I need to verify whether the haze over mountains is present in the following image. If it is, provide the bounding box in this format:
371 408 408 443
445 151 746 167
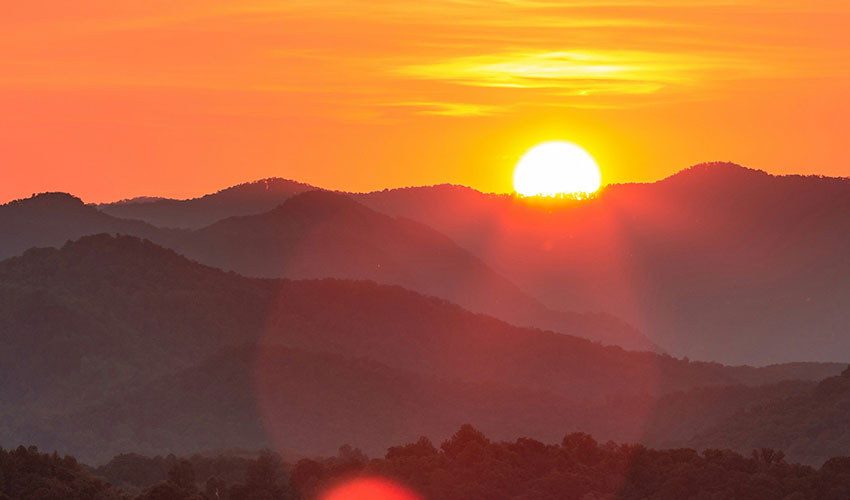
86 163 850 364
4 161 850 467
1 189 652 350
5 163 850 363
1 234 845 466
365 164 850 365
101 178 315 228
0 192 163 259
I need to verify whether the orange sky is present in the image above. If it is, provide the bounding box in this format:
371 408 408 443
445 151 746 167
2 1 849 203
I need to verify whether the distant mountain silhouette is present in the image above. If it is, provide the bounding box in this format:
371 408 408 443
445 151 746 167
99 178 316 228
0 190 655 350
1 234 842 463
165 190 654 350
8 163 850 363
0 192 164 260
689 365 850 465
356 163 850 365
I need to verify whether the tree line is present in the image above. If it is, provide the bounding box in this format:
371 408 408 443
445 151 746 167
5 426 850 500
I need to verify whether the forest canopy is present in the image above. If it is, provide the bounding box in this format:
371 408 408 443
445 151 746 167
5 427 850 500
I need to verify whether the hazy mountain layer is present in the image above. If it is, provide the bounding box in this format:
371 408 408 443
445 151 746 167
0 192 164 260
0 235 844 464
357 163 850 364
1 190 654 350
99 178 316 228
87 162 850 364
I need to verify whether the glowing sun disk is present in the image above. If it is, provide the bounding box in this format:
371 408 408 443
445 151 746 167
513 141 602 197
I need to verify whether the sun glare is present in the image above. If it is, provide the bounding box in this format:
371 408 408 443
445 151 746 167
513 141 602 197
320 478 422 500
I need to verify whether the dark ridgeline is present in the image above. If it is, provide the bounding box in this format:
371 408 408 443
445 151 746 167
100 178 316 229
166 190 654 350
3 163 850 496
0 192 164 260
0 234 845 466
6 428 850 500
8 163 850 362
85 162 850 364
356 163 850 365
0 189 654 351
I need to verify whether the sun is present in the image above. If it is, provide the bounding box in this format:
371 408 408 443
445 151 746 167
513 141 602 197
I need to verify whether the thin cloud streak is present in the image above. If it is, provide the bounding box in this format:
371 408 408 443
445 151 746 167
387 101 504 116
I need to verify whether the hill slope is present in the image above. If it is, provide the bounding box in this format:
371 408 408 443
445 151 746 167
356 164 850 364
690 366 850 466
1 190 654 350
166 190 653 350
1 235 843 463
31 163 850 364
0 192 165 260
98 177 316 228
35 345 596 462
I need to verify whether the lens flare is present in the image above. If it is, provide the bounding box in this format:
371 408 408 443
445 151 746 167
320 478 422 500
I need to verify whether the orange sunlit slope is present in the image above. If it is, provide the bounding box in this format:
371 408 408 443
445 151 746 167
1 1 849 202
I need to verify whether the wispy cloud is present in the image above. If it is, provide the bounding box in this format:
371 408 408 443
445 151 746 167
391 48 763 108
396 50 697 87
387 101 503 116
1 0 848 117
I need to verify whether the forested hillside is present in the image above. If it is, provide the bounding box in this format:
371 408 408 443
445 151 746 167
0 234 845 464
690 366 850 466
1 190 653 350
358 164 850 364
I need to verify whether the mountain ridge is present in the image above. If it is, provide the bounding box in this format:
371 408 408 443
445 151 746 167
1 233 845 465
2 190 657 350
98 178 316 228
7 162 850 363
355 163 850 364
